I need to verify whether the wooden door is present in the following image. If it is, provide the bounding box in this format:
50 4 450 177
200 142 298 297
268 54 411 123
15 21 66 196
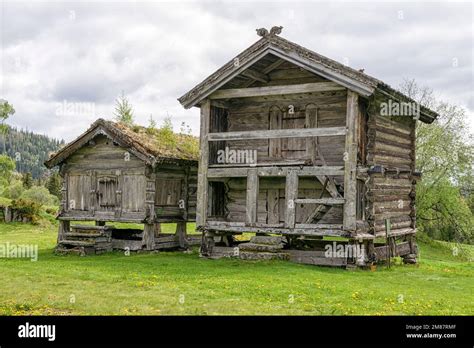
97 176 118 211
269 105 307 161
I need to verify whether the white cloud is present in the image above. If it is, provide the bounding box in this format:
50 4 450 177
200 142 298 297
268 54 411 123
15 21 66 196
1 0 472 142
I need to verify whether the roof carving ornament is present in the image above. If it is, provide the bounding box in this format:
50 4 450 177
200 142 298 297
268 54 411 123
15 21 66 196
256 26 283 38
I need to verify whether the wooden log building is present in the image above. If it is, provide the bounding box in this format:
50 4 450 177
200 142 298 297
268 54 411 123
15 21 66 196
44 118 199 255
178 26 439 267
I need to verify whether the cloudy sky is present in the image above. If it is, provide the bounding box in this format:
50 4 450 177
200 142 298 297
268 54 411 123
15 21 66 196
1 0 472 142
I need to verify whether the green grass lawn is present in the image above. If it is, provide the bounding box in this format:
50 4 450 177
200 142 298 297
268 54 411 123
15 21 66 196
0 221 472 315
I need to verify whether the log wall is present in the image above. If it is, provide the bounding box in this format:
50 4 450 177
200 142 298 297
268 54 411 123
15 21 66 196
365 105 417 237
60 134 197 223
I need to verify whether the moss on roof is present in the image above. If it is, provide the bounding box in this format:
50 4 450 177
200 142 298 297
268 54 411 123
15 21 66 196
45 118 199 168
112 121 199 162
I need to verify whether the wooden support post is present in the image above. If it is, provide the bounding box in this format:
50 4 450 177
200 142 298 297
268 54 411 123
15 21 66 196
154 222 162 237
343 90 358 232
4 206 11 223
196 99 210 228
143 223 155 250
60 173 68 215
58 220 70 243
267 189 279 225
385 218 391 267
285 171 298 228
182 167 190 222
246 168 259 226
200 231 215 257
115 170 123 218
407 234 416 254
305 104 319 163
175 222 188 248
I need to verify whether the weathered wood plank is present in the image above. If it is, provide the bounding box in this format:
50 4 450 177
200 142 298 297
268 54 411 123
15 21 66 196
142 223 155 250
287 249 347 266
294 198 345 204
246 168 259 225
205 223 349 237
207 166 345 178
196 100 211 228
174 221 187 248
285 171 298 228
343 90 358 231
210 82 345 99
267 189 280 224
241 68 269 83
208 127 346 142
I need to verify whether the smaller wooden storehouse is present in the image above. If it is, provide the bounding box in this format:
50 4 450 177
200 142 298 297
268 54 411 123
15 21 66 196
44 118 199 255
178 27 439 267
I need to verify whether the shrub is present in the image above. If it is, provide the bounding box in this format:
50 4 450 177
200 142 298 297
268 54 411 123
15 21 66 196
2 180 24 199
21 186 58 206
10 198 41 223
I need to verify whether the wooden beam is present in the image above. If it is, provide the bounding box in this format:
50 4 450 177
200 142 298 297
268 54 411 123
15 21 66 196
241 68 269 83
208 127 346 141
295 223 343 229
269 48 374 97
343 90 358 231
242 58 285 88
285 171 298 228
294 198 345 205
263 58 285 73
207 166 345 178
263 166 345 177
210 82 345 100
205 221 348 237
196 99 211 228
246 168 259 225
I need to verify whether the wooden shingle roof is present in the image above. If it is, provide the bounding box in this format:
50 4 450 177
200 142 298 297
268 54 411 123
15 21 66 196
44 118 199 168
178 29 438 124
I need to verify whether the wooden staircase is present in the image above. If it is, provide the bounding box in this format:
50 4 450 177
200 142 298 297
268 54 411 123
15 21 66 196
56 225 113 256
238 236 289 260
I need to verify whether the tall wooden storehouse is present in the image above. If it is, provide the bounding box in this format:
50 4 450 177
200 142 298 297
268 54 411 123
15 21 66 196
45 118 199 254
178 27 438 267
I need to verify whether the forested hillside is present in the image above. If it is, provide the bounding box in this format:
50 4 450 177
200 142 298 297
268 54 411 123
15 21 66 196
0 126 64 179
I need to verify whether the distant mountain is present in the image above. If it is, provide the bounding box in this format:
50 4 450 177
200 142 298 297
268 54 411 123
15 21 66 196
0 125 65 179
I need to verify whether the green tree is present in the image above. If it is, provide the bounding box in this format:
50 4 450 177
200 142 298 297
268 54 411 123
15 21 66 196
114 92 134 125
0 99 15 134
146 114 157 135
148 114 156 129
0 154 16 183
22 172 33 189
21 186 58 206
400 79 474 243
2 180 24 199
46 172 62 199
